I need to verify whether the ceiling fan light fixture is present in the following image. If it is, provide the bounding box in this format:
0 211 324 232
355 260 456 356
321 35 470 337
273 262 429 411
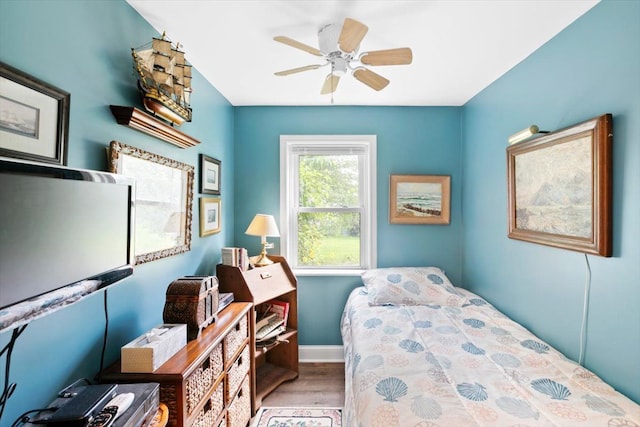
318 22 341 55
274 17 411 95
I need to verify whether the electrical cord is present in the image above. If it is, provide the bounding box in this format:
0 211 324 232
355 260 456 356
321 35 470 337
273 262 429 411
578 253 592 365
0 324 28 423
10 407 58 427
95 289 110 384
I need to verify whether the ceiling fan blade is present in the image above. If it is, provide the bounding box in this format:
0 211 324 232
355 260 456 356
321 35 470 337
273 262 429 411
320 74 340 94
275 64 322 76
360 47 413 66
274 36 322 56
353 68 389 91
338 18 368 53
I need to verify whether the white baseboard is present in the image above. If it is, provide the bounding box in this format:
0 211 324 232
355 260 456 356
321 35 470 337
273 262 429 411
299 345 344 363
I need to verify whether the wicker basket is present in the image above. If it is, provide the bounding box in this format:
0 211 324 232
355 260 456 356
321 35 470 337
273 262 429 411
224 315 248 363
227 375 251 427
185 343 224 414
191 380 224 427
226 345 250 403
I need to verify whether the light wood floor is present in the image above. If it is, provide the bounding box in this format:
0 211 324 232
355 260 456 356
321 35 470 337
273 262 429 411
260 362 345 407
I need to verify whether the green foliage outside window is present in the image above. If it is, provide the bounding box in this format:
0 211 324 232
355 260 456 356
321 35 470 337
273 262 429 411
297 154 361 266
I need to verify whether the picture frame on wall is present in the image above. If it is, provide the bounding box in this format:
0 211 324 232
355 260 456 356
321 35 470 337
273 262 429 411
507 114 612 257
0 61 70 165
109 140 194 265
389 174 451 224
200 154 221 195
200 197 221 236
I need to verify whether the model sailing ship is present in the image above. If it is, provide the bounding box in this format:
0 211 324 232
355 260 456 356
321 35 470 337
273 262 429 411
132 32 192 126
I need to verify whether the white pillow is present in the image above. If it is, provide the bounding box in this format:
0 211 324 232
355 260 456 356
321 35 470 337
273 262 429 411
362 267 464 306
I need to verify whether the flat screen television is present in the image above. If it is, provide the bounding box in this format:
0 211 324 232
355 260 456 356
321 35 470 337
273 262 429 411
0 157 135 332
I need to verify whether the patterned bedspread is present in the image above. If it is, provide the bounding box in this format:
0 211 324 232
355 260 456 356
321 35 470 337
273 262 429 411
341 268 640 427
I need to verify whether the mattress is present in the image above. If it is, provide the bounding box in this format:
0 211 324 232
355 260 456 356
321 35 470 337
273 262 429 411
340 267 640 427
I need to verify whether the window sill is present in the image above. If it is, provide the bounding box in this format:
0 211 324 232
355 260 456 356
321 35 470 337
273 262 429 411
292 268 365 277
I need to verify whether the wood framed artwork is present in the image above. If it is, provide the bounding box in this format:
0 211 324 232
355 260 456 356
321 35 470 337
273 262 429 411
200 154 221 195
109 140 194 264
199 197 221 236
507 114 612 257
389 174 451 224
0 61 70 165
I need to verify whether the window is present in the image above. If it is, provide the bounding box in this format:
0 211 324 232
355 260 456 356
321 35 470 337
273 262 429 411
280 135 376 274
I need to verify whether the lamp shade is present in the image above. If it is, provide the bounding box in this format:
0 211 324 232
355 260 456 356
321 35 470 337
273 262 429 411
245 214 280 237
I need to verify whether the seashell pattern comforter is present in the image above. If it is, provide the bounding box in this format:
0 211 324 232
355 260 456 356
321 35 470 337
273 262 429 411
341 268 640 427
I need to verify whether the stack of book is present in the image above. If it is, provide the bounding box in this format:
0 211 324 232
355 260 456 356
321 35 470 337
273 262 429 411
255 299 290 345
221 247 249 271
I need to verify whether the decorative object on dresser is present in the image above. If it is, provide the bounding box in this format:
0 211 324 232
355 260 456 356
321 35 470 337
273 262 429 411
0 61 70 165
108 141 194 265
245 214 280 267
100 302 253 427
163 276 219 340
121 324 187 373
507 113 612 256
216 255 298 415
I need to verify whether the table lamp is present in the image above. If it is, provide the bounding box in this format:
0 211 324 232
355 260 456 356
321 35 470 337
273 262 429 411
245 214 280 266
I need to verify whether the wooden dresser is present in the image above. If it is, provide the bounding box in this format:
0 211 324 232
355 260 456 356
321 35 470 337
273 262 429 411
101 303 252 427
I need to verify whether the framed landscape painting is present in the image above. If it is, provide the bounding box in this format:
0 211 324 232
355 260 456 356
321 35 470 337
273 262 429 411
507 114 612 257
389 174 451 224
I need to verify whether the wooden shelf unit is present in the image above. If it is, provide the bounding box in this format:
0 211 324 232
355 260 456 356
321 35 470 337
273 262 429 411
216 255 298 414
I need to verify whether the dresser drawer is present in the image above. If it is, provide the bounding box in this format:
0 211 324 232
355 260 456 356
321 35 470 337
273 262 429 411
226 345 250 404
224 314 248 363
185 342 224 415
191 379 224 427
227 374 251 427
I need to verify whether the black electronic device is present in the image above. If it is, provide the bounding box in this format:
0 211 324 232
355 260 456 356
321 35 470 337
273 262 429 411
0 158 135 332
35 384 117 426
25 383 159 427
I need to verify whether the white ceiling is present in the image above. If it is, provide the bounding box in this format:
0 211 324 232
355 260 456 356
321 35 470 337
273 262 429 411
127 0 598 106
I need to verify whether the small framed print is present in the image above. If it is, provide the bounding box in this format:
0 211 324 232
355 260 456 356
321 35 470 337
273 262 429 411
389 174 451 225
200 197 221 236
200 154 221 195
0 62 69 165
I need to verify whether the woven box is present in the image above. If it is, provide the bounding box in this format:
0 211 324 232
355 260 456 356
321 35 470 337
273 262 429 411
121 324 187 373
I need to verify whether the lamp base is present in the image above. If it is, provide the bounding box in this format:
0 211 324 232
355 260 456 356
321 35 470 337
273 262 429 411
253 252 274 267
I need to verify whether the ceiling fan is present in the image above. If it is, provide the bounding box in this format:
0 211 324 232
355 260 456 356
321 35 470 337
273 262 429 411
273 17 412 95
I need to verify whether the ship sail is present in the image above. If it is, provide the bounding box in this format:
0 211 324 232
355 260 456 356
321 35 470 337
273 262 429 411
131 32 192 126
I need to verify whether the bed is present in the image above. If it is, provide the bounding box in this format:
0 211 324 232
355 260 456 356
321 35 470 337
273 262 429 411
340 267 640 427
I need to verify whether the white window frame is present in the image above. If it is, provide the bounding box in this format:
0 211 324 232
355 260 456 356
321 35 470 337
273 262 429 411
280 135 377 276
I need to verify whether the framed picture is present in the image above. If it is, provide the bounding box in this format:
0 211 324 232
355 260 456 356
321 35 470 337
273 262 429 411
200 197 221 236
507 114 612 257
109 141 194 264
389 174 451 224
200 154 221 195
0 62 69 165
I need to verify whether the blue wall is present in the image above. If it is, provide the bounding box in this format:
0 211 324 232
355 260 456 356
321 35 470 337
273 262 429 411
1 0 638 422
0 0 234 422
233 106 462 345
461 0 640 403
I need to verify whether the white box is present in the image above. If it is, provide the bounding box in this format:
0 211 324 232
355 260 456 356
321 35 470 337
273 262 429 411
121 324 187 373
